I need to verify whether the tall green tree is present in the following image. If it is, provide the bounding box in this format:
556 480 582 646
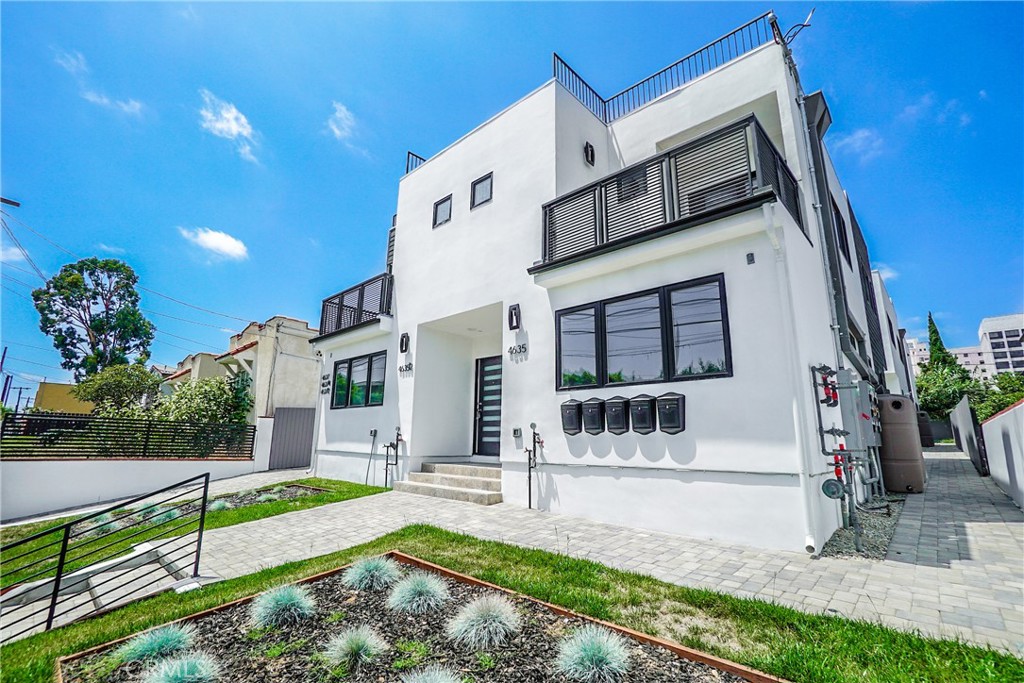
32 258 155 379
922 312 958 371
915 312 984 418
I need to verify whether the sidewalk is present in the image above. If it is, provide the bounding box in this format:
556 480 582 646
200 449 1023 655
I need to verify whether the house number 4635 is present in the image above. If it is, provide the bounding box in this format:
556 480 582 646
508 344 527 355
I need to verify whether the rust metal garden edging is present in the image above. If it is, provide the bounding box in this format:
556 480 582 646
55 550 789 683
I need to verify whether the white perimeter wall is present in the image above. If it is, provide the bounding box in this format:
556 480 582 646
982 402 1024 508
1 458 257 522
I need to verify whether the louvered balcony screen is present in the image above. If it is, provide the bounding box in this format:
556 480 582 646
319 273 393 336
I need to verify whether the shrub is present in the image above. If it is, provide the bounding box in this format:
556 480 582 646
207 499 231 512
142 653 220 683
250 585 316 628
400 665 460 683
151 508 181 526
324 625 388 670
89 512 118 535
342 556 402 591
256 494 280 503
446 595 521 649
556 625 630 682
114 624 196 663
386 573 449 614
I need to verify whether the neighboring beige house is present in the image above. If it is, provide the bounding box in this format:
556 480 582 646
33 382 94 413
160 315 319 428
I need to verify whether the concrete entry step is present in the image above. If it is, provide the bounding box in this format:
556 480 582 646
407 472 502 492
421 463 502 479
392 481 503 505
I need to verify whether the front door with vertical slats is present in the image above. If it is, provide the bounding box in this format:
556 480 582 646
473 356 502 456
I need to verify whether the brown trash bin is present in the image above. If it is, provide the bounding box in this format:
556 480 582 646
878 395 926 493
917 410 935 447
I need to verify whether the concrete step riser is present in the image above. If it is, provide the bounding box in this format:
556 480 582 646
392 481 502 506
407 472 501 492
421 463 502 479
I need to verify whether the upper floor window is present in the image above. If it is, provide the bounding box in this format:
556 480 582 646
831 198 851 266
555 274 731 390
990 331 1004 339
992 341 1005 349
332 352 386 408
1006 329 1021 337
471 173 493 209
433 195 452 228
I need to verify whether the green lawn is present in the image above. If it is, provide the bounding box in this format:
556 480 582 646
1 525 1018 683
0 478 384 588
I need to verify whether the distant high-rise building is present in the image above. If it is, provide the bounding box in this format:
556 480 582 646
906 314 1024 380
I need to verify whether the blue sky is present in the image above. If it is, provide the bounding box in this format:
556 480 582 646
2 2 1022 391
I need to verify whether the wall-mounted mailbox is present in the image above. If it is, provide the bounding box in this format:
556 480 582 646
582 398 605 435
605 396 630 435
560 399 582 435
657 392 686 434
630 394 657 435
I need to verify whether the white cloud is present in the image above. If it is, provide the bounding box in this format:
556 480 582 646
199 89 258 162
82 90 143 116
96 243 126 254
327 102 356 141
900 93 935 122
828 128 884 163
900 92 971 128
875 263 899 281
978 89 988 100
178 227 249 261
54 50 88 76
2 245 26 262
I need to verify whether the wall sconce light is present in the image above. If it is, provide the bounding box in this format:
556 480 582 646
583 142 595 166
508 304 521 330
399 333 410 353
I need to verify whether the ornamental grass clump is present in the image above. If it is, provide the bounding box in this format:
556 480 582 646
271 485 286 494
250 584 316 628
400 665 461 683
446 595 521 649
556 625 630 682
207 499 231 512
89 512 118 535
114 624 196 663
151 508 180 526
386 573 449 614
141 653 220 683
256 493 280 503
324 625 388 670
342 556 402 591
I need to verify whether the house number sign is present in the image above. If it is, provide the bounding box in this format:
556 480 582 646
508 343 527 356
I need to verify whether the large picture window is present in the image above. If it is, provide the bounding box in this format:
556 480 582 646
332 351 387 408
555 274 731 390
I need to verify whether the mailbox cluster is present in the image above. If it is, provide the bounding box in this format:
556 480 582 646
561 393 685 436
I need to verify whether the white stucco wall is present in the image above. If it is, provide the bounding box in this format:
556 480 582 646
982 402 1024 509
1 458 257 522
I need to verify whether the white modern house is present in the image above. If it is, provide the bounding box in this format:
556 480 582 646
872 271 917 400
309 12 911 552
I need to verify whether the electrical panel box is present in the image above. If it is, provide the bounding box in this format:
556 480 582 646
857 380 882 448
657 392 685 434
630 394 657 434
560 399 582 436
605 396 630 435
582 398 605 435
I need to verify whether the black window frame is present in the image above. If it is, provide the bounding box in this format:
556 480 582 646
331 351 387 409
470 173 493 210
990 331 1004 339
432 194 452 228
832 198 851 266
554 273 732 391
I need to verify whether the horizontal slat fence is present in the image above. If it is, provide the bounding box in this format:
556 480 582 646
0 413 255 459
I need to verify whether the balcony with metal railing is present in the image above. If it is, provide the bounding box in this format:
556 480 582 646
318 273 393 337
531 115 803 271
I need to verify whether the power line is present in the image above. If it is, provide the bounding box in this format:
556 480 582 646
155 329 220 351
2 273 35 289
6 356 67 371
0 341 53 352
1 261 44 281
0 209 79 258
137 286 251 324
2 284 31 301
1 219 45 280
143 308 233 330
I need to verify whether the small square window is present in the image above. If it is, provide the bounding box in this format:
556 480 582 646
471 173 493 209
433 195 452 228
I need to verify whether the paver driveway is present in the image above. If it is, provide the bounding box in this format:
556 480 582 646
200 450 1023 654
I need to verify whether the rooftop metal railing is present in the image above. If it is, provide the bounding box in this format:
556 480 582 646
319 272 393 336
539 115 803 266
554 12 782 124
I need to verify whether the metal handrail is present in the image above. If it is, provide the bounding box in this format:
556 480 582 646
405 151 426 174
554 12 781 124
0 473 211 643
319 272 393 336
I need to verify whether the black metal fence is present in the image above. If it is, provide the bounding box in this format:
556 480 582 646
0 473 210 643
0 413 256 459
319 272 393 336
554 12 781 124
405 151 426 174
541 115 803 265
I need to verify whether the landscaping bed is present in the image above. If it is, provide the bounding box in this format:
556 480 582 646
59 553 771 683
819 494 907 561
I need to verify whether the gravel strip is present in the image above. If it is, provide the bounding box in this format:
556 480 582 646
819 494 907 560
62 565 746 682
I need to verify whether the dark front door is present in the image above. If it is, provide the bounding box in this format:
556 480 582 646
473 355 502 456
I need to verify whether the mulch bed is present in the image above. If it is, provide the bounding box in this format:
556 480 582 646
60 556 757 683
819 494 907 561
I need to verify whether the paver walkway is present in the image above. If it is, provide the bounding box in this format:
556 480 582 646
199 450 1023 655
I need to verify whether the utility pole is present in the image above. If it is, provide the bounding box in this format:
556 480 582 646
1 374 11 404
14 386 28 412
